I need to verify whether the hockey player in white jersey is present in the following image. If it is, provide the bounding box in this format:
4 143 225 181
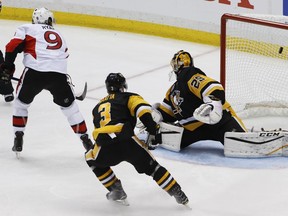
0 8 93 157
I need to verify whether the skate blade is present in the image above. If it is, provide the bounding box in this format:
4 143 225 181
109 198 130 206
15 152 21 159
183 203 192 210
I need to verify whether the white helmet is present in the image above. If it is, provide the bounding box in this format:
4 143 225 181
32 7 55 25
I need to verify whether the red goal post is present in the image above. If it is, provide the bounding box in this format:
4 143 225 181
220 13 288 118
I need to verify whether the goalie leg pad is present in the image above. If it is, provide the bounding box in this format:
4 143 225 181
224 131 285 158
283 134 288 157
159 122 184 152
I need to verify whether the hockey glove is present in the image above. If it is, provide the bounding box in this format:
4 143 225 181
0 63 15 83
146 124 162 150
193 95 223 125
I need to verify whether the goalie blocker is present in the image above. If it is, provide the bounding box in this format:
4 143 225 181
224 131 288 158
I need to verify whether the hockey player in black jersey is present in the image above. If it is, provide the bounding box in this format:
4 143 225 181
152 50 246 151
0 50 14 102
85 73 189 206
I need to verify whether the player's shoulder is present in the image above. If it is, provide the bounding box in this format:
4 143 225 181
121 92 145 101
193 66 207 76
20 23 56 31
16 23 41 33
16 23 33 30
124 91 140 97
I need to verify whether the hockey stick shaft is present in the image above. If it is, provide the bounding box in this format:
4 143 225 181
12 77 20 81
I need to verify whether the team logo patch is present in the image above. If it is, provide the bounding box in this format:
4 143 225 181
170 90 183 115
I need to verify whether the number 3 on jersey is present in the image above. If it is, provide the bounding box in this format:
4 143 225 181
98 103 112 127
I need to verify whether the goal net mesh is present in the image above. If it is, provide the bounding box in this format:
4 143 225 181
221 14 288 119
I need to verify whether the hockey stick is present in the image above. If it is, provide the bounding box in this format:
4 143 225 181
12 77 87 101
75 82 87 101
11 77 20 81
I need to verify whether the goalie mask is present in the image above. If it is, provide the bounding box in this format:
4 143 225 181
170 50 193 76
105 73 128 93
32 7 55 26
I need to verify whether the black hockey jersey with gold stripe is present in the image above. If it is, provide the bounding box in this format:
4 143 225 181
158 66 241 131
92 92 152 138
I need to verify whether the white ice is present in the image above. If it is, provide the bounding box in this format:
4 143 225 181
1 20 288 216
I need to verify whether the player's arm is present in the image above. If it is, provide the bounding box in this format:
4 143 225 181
5 30 25 66
5 38 24 65
1 26 25 81
128 94 162 149
128 94 156 132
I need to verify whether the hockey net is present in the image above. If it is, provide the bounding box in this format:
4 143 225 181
220 13 288 119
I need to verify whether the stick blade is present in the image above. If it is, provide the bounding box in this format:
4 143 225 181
76 82 87 101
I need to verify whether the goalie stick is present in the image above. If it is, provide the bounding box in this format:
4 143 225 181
12 77 87 101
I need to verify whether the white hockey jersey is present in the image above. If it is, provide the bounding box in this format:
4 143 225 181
6 23 69 74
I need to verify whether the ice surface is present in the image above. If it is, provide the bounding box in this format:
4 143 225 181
0 20 288 216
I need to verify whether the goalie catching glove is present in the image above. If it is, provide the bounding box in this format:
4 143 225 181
193 95 223 125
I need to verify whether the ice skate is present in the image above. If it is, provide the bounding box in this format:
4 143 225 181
80 134 93 151
106 180 129 206
169 184 190 208
12 131 24 159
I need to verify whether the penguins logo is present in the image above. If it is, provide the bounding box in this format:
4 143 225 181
170 90 183 115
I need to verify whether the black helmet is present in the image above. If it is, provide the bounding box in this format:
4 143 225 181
170 50 193 75
105 73 128 93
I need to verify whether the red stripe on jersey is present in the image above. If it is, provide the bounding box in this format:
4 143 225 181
24 35 37 59
13 116 28 127
6 38 23 52
71 121 87 134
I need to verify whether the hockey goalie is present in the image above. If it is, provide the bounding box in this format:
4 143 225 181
137 50 288 158
137 50 246 153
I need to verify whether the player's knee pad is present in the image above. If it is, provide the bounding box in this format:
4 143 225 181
142 160 159 176
13 98 30 116
134 159 158 176
61 101 85 125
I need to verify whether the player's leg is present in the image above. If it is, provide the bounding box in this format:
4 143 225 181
85 140 128 203
126 136 189 205
48 73 93 150
12 68 41 154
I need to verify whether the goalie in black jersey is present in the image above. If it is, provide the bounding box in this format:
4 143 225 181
150 50 247 151
0 50 14 102
85 73 189 206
